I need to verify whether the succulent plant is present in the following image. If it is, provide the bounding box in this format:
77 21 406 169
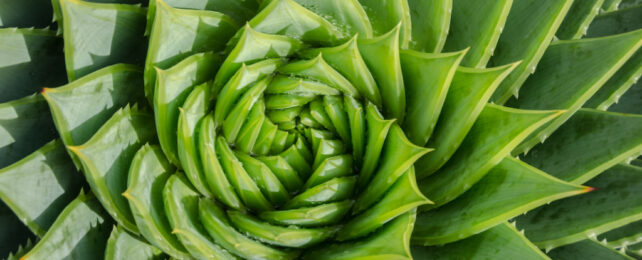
1 0 641 259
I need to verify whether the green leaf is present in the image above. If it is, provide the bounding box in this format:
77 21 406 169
259 200 353 227
21 192 113 260
104 226 164 260
69 106 156 233
59 0 146 81
162 173 236 260
443 0 511 68
145 0 238 101
249 0 345 45
413 157 588 245
556 0 604 40
285 176 356 209
407 0 451 52
0 202 34 259
227 210 337 248
516 164 642 249
292 0 373 37
43 64 145 168
303 210 416 260
597 219 642 248
584 5 642 110
0 0 53 28
490 0 573 104
510 29 642 154
338 167 430 241
522 109 642 184
547 239 634 260
222 77 269 143
602 0 623 12
357 0 411 48
358 103 394 189
400 49 465 145
154 52 222 167
278 55 360 98
411 223 549 260
177 83 212 197
235 152 289 206
0 28 66 103
124 144 189 259
354 125 430 214
3 236 34 260
609 80 642 114
198 199 300 259
414 63 518 179
419 104 562 209
358 25 405 122
0 140 82 237
0 94 57 168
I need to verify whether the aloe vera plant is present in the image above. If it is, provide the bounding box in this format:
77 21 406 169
1 0 641 259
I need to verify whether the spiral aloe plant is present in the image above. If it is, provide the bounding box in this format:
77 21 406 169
1 0 642 259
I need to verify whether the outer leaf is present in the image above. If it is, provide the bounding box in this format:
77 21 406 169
0 94 57 168
415 63 518 179
21 192 113 260
303 210 416 260
407 0 451 52
43 64 145 168
516 164 642 249
510 29 642 154
556 0 604 40
69 106 156 233
154 52 221 166
400 49 465 146
145 0 237 100
0 140 82 237
547 239 634 260
104 226 164 260
293 0 373 37
522 109 642 184
443 0 512 68
59 0 146 81
357 0 411 48
419 104 562 209
0 0 53 28
609 80 641 114
490 0 573 104
0 28 66 103
411 223 549 260
413 157 588 245
162 174 235 260
124 145 189 259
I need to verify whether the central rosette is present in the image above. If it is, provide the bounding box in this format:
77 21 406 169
139 21 432 258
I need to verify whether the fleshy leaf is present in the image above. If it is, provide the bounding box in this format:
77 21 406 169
0 0 53 28
69 106 156 233
259 201 353 227
411 223 549 260
0 94 57 168
443 0 511 68
490 0 573 104
154 52 222 166
59 0 146 81
413 157 588 245
400 49 465 146
357 0 411 48
509 29 642 155
597 219 642 248
556 0 604 40
292 0 372 37
419 104 562 209
302 210 416 260
162 174 236 260
104 226 164 260
124 145 189 259
522 109 642 184
0 140 82 237
414 63 518 179
145 0 238 101
21 192 113 260
516 164 642 249
0 28 66 103
407 0 451 52
547 239 634 260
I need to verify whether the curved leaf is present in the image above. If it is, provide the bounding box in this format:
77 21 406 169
556 0 604 40
357 0 411 48
293 0 372 37
104 226 164 260
407 0 451 52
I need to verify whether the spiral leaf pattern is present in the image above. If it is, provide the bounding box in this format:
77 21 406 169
1 0 642 259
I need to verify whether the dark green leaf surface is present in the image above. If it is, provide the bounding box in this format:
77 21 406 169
0 202 34 259
407 0 451 52
0 140 82 237
597 219 642 248
0 0 53 28
547 239 634 260
412 223 549 260
517 164 642 249
556 0 604 40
